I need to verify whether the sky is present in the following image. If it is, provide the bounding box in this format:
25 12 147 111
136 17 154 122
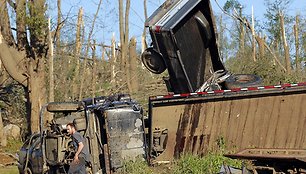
48 0 305 46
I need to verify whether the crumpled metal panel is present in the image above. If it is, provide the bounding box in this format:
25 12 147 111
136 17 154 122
104 107 146 170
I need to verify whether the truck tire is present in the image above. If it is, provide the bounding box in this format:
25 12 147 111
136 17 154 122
47 102 82 112
141 47 166 74
225 74 262 89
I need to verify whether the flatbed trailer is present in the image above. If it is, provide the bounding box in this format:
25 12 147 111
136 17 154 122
147 83 306 172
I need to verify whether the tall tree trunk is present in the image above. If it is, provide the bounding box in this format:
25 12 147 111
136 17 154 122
141 0 148 54
129 37 138 93
56 0 62 52
125 0 132 93
48 18 54 103
91 40 97 100
119 0 125 74
251 6 256 62
294 15 300 71
72 8 83 100
239 7 245 55
279 12 291 74
256 34 266 58
110 34 117 88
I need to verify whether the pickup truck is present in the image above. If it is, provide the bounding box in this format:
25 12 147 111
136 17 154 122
142 0 306 173
18 94 146 174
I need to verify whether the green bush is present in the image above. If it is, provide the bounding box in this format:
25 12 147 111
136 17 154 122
2 138 23 154
173 152 241 174
120 159 153 174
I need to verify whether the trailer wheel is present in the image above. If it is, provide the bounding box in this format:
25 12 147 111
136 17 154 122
225 74 262 89
47 102 83 112
141 47 166 74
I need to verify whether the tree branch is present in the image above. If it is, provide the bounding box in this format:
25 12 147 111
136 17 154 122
0 33 28 86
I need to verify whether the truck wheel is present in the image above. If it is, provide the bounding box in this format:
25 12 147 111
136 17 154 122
225 74 262 89
141 47 166 74
47 102 83 112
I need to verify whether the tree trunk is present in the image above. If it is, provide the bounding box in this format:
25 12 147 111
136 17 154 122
256 34 266 58
125 0 132 93
294 15 300 71
0 0 15 46
48 18 54 103
279 12 291 74
239 7 245 55
251 6 256 62
91 40 97 100
72 8 83 100
56 0 62 51
129 37 138 93
141 0 148 54
110 34 117 88
0 111 7 147
28 61 47 132
0 0 49 133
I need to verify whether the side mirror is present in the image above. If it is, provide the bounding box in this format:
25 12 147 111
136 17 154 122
141 47 166 74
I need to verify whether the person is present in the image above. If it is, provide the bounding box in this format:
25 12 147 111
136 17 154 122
66 123 90 174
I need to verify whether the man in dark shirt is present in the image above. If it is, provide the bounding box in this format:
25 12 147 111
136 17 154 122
66 123 90 174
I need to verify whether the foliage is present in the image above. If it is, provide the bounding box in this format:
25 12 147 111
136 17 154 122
263 0 292 43
121 159 153 174
2 139 23 154
121 136 242 174
225 49 306 85
173 153 241 174
0 82 27 134
223 0 243 13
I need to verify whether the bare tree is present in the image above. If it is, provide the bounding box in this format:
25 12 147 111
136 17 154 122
79 0 102 100
72 8 83 100
0 0 50 133
119 0 132 93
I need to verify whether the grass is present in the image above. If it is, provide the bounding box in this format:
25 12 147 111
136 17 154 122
173 153 241 174
120 152 242 174
1 139 23 154
0 166 19 174
120 159 154 174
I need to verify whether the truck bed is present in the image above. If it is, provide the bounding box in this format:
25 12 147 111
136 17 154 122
148 82 306 163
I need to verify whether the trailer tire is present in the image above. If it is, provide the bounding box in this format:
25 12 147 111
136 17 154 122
47 102 82 112
225 74 262 89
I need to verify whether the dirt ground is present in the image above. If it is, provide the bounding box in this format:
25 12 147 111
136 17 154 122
0 153 18 174
0 153 17 166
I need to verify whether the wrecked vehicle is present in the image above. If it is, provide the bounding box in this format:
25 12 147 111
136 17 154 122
142 0 306 173
18 94 146 174
18 0 306 173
